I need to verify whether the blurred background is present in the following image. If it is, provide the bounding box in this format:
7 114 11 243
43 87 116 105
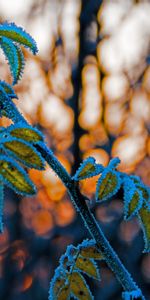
0 0 150 299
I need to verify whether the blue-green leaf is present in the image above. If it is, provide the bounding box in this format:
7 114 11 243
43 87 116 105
0 155 36 196
108 157 121 169
72 157 103 181
13 43 25 84
0 81 18 99
0 36 19 84
130 175 150 209
96 170 121 202
0 85 26 123
138 207 150 253
1 137 45 170
0 37 25 84
0 22 38 54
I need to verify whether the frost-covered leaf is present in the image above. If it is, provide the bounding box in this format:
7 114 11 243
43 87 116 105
2 137 45 169
0 155 36 196
57 283 70 300
96 170 121 202
0 85 25 123
124 189 143 220
138 207 150 253
0 22 38 54
79 240 103 260
0 37 25 84
76 255 100 280
8 123 44 143
13 43 25 84
122 288 143 300
49 268 67 300
0 182 4 232
107 157 121 169
0 36 19 84
130 176 150 209
70 272 93 300
50 269 93 300
0 81 18 99
123 177 146 220
72 157 103 181
137 185 150 209
49 239 102 300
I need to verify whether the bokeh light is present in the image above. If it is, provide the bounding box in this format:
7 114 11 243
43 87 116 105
0 0 150 299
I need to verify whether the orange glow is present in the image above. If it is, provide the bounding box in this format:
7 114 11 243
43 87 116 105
83 148 109 165
37 189 55 210
39 94 74 135
143 66 150 93
130 88 150 124
48 60 73 99
40 154 71 202
147 137 150 156
82 64 100 87
80 175 100 198
79 134 95 152
122 114 146 135
102 74 129 102
28 169 43 188
0 117 13 127
18 274 33 292
79 123 110 153
54 200 75 227
79 62 102 130
31 210 53 236
54 133 74 152
135 158 150 186
104 103 127 135
11 240 29 271
112 134 147 173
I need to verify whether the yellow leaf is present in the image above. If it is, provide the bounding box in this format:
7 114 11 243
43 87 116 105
96 171 121 202
10 127 43 143
70 272 93 300
127 190 142 219
76 255 100 279
4 139 44 169
52 277 67 299
57 284 70 300
73 157 103 181
0 157 36 195
80 245 103 260
139 207 150 252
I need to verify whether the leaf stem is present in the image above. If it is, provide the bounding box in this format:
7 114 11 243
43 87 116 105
36 142 145 299
6 102 145 298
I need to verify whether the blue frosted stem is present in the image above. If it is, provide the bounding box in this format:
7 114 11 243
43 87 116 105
36 143 145 299
7 104 145 299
